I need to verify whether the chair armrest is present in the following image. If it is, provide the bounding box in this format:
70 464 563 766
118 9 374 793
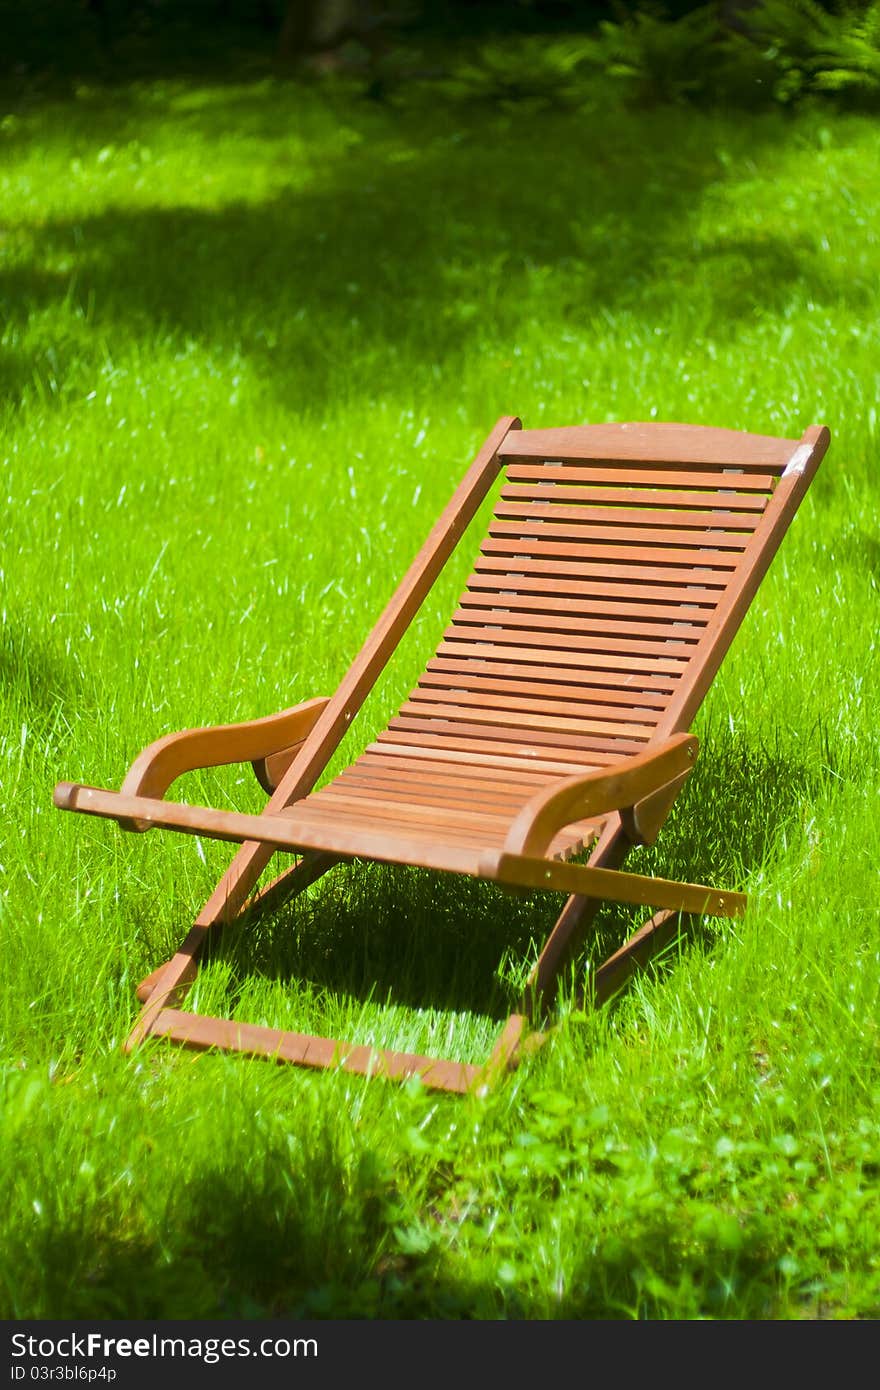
119 696 329 803
502 733 698 859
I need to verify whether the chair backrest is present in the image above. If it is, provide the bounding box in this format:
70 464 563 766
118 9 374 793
388 422 829 773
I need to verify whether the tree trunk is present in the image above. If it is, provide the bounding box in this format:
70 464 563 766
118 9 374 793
279 0 364 60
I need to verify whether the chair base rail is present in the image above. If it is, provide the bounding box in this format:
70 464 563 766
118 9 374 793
485 849 747 919
132 1006 536 1097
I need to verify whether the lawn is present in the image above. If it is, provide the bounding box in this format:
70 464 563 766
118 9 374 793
1 59 879 1319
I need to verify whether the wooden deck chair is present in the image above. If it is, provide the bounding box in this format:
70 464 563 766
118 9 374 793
54 417 830 1094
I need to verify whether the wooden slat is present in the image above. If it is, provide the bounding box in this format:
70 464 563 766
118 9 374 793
500 482 769 511
341 756 548 794
496 423 798 467
290 820 513 856
323 785 528 823
480 537 742 569
503 464 778 493
384 716 649 756
353 749 554 790
307 783 513 821
299 796 594 860
328 769 532 811
151 1008 481 1093
292 812 589 863
323 797 598 860
338 762 600 857
425 656 678 694
325 774 535 817
489 519 750 551
443 628 693 664
458 594 708 633
419 667 670 709
399 699 654 740
436 642 683 681
374 731 604 771
387 713 646 753
410 684 662 725
305 795 595 860
334 779 546 818
473 552 735 585
466 573 720 610
451 609 702 645
494 501 762 533
301 794 513 845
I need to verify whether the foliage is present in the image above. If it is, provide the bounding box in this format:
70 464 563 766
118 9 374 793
728 0 880 103
433 33 598 109
7 0 880 111
433 9 723 110
588 4 722 104
431 2 880 111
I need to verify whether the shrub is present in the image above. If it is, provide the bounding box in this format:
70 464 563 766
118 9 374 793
729 0 880 104
428 1 880 111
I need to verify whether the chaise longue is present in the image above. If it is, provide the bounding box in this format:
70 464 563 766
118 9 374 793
54 417 830 1093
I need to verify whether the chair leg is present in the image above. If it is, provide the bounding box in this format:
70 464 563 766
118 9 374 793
243 851 340 921
136 962 184 1005
133 851 340 1004
471 1011 547 1095
126 846 338 1051
521 818 629 1022
521 822 726 1024
587 907 689 1007
127 853 550 1093
124 823 699 1092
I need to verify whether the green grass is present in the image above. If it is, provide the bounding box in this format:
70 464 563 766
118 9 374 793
1 67 879 1320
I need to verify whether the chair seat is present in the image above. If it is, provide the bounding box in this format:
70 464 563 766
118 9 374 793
286 745 603 874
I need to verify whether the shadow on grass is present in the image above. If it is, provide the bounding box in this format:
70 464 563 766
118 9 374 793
210 863 546 1022
1 1 279 93
834 529 880 580
0 341 46 410
6 1155 800 1319
0 614 71 712
579 731 827 1000
3 94 865 414
193 731 825 1026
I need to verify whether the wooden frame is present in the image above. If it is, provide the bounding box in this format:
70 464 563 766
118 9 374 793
54 417 830 1093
